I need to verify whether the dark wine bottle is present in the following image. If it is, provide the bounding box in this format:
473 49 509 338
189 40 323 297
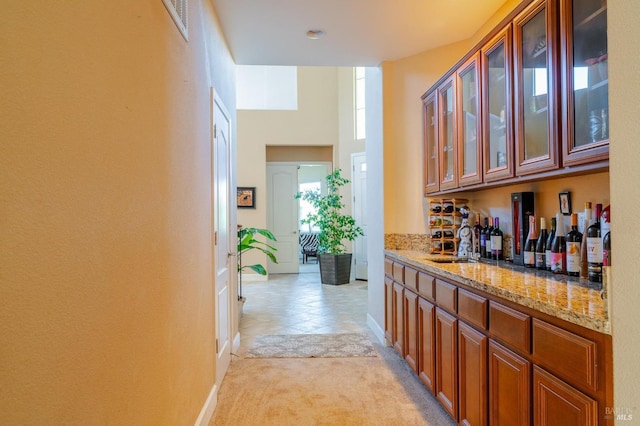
603 231 611 267
485 216 494 259
545 217 556 271
523 215 538 268
549 214 566 274
479 217 489 258
586 203 603 283
580 202 592 279
566 213 583 277
473 214 483 256
491 217 503 260
535 217 548 270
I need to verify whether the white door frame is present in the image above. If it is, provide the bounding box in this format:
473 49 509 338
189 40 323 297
351 152 368 280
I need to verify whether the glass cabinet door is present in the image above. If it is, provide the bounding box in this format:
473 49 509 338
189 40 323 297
438 76 458 190
423 92 440 194
482 25 514 182
561 0 609 165
514 0 559 175
457 53 483 186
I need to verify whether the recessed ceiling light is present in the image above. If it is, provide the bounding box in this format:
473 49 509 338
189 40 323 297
306 30 325 40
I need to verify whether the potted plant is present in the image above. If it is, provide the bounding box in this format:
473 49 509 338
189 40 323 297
296 169 364 285
237 227 277 316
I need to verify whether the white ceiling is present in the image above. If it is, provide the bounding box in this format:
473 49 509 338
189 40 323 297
211 0 509 66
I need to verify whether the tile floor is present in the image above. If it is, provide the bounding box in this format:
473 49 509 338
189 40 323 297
236 268 370 357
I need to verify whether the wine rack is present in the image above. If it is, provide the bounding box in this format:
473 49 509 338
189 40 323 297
428 198 468 255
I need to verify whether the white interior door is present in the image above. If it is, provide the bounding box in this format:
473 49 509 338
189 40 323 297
213 91 231 387
352 153 368 280
266 164 300 274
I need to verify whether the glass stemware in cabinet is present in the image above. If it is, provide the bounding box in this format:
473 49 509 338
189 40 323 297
457 53 482 186
423 92 440 193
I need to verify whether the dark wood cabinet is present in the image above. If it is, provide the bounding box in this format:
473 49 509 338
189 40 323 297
438 75 458 190
513 0 560 176
459 322 488 426
393 282 404 356
436 307 459 421
384 277 393 343
560 0 609 166
489 339 532 425
404 289 419 372
457 52 483 186
533 365 597 426
418 297 436 394
423 92 440 194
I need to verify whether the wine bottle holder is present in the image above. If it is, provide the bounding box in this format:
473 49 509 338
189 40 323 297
428 198 468 255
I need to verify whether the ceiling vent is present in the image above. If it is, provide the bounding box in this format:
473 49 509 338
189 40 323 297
162 0 188 41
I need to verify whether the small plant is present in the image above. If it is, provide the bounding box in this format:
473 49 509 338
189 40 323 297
296 169 363 254
238 227 277 275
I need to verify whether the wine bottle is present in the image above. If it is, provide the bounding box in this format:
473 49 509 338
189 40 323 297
480 217 489 258
545 217 556 271
473 214 483 257
485 216 494 259
523 215 538 268
491 217 503 260
535 218 548 270
566 213 583 277
601 203 611 238
587 203 603 283
580 202 592 279
603 231 611 267
550 213 566 274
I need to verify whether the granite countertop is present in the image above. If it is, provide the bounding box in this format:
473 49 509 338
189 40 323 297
385 249 610 335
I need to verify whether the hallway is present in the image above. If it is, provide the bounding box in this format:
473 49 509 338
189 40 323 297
210 272 456 425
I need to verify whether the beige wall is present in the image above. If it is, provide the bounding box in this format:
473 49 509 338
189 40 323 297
0 1 234 424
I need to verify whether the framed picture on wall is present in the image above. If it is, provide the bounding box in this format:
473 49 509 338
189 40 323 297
237 187 256 208
559 191 572 215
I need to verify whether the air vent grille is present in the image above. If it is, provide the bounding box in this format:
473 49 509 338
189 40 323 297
162 0 188 40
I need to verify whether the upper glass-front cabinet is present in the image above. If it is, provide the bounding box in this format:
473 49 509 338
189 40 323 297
482 25 514 182
561 0 609 165
457 53 483 186
438 75 458 190
514 0 560 175
423 92 440 194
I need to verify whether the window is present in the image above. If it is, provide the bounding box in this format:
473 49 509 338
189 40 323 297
236 65 298 110
355 67 366 140
162 0 188 41
298 182 321 232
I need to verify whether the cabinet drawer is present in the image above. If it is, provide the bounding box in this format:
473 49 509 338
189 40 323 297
418 272 435 301
532 319 597 393
435 279 457 313
489 301 531 353
384 258 394 277
393 262 405 283
404 267 418 292
458 288 488 330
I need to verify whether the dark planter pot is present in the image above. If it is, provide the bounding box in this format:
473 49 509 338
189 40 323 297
318 253 352 285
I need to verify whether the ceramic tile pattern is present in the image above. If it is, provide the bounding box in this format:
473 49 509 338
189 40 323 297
237 270 370 358
386 249 611 334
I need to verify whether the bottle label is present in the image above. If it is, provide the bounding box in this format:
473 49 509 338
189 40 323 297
480 234 486 248
535 252 545 268
587 237 603 263
491 235 502 251
545 249 552 268
549 252 565 273
486 238 492 252
566 242 581 273
524 251 535 265
603 249 610 267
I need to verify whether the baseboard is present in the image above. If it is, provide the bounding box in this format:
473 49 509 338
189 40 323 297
233 331 241 354
194 383 218 426
367 313 385 344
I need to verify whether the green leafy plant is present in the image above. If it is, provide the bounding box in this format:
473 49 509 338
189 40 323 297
238 227 278 275
295 169 364 254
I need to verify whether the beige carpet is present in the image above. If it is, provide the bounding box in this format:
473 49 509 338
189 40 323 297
245 333 377 358
210 344 456 426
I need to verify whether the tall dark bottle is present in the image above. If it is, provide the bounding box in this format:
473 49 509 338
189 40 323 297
535 218 548 269
523 215 538 268
603 231 611 267
480 217 489 258
473 214 483 257
545 217 556 271
549 214 566 274
566 213 583 277
485 216 494 259
491 217 504 260
586 203 604 283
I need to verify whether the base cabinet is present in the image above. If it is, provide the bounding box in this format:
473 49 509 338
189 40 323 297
459 322 488 426
393 282 404 356
489 340 531 425
418 297 436 394
384 277 393 343
436 308 459 421
533 366 597 426
404 289 419 372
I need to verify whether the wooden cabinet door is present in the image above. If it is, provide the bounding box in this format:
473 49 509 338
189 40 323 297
482 24 515 182
438 75 458 190
533 366 597 426
513 0 560 176
418 297 436 394
436 307 459 421
393 282 404 356
423 92 440 194
459 322 488 426
560 0 609 166
404 289 419 372
384 277 393 344
489 340 532 425
457 52 483 186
